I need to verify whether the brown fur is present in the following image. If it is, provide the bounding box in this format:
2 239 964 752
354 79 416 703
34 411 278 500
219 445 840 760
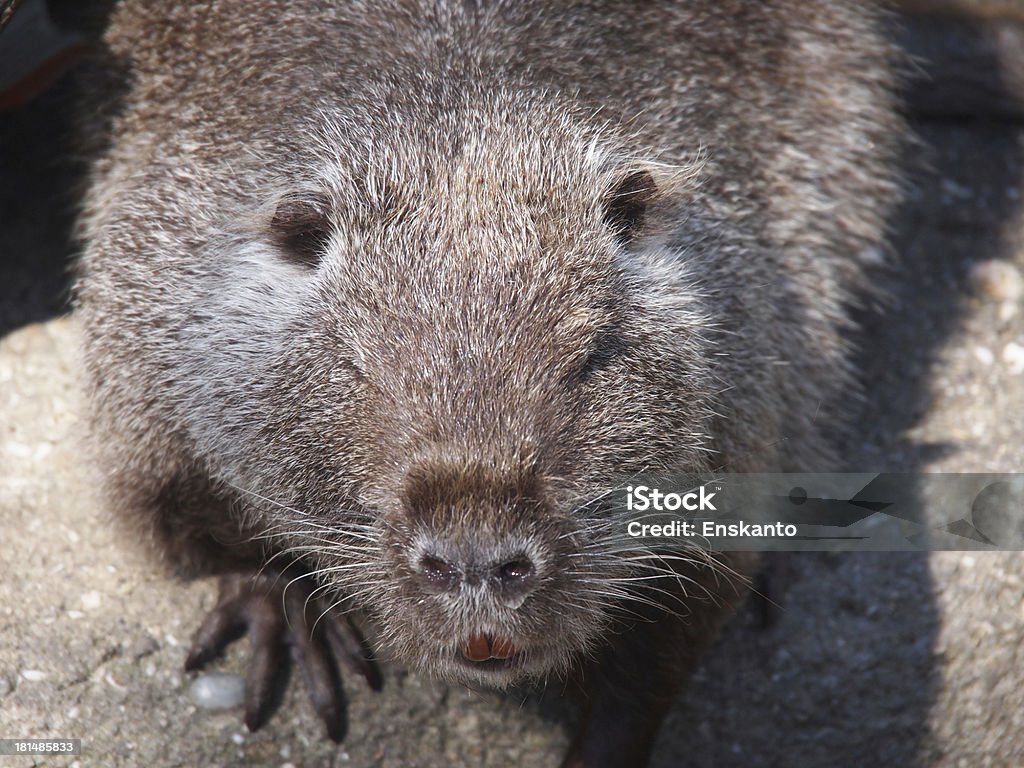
73 2 903 765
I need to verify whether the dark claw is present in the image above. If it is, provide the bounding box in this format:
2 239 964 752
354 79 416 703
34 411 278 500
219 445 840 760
184 577 251 671
242 603 286 733
283 587 346 741
184 597 245 671
325 612 383 692
184 568 379 742
752 553 790 629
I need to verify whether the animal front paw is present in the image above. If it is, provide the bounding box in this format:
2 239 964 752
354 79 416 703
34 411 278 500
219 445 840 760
184 568 381 741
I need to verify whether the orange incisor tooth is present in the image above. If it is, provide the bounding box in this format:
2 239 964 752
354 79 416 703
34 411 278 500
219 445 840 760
464 633 491 662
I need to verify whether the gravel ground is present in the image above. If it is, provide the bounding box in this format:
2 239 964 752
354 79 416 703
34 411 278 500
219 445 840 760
2 7 1024 768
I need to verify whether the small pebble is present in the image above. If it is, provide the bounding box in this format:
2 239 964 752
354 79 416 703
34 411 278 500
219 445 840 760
231 732 245 745
189 673 246 710
999 302 1019 323
970 260 1024 303
973 346 994 366
106 672 127 691
20 669 46 682
1002 342 1024 375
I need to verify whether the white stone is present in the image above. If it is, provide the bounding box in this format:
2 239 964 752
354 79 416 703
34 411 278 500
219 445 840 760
189 673 246 710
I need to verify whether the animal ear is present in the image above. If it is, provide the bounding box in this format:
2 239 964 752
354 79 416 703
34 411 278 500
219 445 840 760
269 194 332 268
602 169 658 245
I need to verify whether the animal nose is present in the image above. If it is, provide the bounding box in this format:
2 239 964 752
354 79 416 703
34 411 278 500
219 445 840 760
416 551 535 596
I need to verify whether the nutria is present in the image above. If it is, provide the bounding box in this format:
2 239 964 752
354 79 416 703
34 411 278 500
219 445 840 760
72 1 901 765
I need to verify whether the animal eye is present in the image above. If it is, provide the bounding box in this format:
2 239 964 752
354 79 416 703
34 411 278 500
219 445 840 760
602 170 657 245
577 346 613 383
269 195 332 268
576 328 624 384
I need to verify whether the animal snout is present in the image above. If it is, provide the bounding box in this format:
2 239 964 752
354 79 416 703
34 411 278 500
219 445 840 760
415 549 536 598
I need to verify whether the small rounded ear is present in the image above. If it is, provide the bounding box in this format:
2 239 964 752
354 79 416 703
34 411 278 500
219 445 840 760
602 170 658 245
269 194 333 268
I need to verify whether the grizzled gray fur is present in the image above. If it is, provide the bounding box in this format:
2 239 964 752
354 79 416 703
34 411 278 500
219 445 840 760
73 1 902 766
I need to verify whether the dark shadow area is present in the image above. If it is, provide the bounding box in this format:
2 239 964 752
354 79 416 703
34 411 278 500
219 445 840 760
0 0 117 338
0 70 79 337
